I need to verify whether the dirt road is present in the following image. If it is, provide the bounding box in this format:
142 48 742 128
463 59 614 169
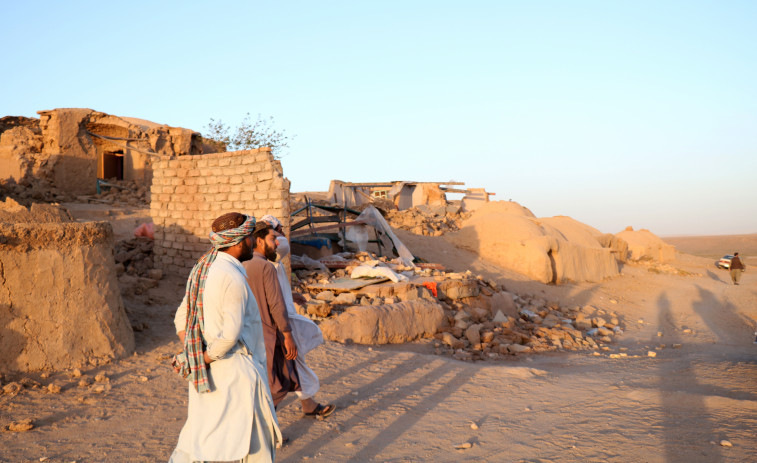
2 232 756 462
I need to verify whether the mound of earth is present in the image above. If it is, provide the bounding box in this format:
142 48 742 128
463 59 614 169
0 201 133 372
616 226 676 262
448 201 619 283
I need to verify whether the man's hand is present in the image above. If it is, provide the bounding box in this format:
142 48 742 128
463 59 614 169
283 332 298 360
177 330 186 344
203 351 213 365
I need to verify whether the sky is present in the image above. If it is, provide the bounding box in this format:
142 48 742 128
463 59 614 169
2 1 755 236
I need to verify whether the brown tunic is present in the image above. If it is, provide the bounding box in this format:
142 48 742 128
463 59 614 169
243 251 299 406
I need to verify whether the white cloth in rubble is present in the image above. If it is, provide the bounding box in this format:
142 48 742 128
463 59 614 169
271 260 324 399
350 262 409 283
170 252 280 462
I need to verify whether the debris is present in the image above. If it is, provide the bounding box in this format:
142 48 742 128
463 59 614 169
2 382 22 395
8 418 34 432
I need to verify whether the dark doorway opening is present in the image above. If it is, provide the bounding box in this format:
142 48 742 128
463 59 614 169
102 151 124 180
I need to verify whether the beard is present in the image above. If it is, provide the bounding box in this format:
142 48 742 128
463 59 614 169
237 238 254 262
264 241 277 262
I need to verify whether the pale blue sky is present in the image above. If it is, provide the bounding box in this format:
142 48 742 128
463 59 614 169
2 1 755 236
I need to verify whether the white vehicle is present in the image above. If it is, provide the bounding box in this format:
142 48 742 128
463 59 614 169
716 255 734 269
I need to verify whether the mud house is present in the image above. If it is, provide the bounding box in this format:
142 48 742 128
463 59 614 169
327 180 494 211
0 108 209 196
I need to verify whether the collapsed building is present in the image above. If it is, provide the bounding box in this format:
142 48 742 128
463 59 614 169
327 180 495 212
0 108 214 197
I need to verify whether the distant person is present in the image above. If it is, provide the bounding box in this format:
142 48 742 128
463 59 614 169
170 212 281 462
260 214 335 418
730 252 745 285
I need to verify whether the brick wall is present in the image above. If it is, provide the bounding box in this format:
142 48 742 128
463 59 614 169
150 148 290 275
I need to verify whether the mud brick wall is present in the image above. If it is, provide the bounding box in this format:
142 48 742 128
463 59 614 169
0 221 134 372
150 148 290 275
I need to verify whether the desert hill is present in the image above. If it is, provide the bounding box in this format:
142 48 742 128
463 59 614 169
664 233 757 260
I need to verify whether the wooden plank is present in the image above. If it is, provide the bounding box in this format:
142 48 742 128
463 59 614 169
290 215 341 232
293 260 445 270
306 276 390 293
416 262 446 270
290 221 366 237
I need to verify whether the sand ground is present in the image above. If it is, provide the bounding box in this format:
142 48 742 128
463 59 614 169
1 223 756 462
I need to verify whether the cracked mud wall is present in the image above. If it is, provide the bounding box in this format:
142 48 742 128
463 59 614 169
1 108 205 196
150 148 290 275
0 221 134 372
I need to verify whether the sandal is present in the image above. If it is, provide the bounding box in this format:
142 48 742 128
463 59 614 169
304 403 336 418
276 436 289 449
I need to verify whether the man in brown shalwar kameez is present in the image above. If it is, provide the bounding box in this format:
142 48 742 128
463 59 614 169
244 222 301 407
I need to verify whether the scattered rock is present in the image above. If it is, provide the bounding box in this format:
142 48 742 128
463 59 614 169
8 418 34 432
507 344 532 354
454 442 473 450
490 291 518 319
147 269 163 280
2 382 22 395
315 291 336 302
333 292 357 305
465 324 482 346
306 301 332 318
492 310 509 323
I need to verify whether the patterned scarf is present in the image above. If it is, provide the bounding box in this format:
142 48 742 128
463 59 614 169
173 215 256 393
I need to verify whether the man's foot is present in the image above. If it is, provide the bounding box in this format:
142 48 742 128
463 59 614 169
276 436 290 449
304 403 336 419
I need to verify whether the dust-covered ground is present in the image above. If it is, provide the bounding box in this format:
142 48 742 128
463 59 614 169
1 228 756 462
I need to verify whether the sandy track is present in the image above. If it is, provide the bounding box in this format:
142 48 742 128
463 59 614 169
2 234 756 462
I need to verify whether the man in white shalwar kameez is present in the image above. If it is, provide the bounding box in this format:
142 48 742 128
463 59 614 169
169 213 281 462
259 215 334 418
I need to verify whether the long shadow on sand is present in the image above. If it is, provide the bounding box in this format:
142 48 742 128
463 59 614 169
692 284 754 344
280 355 475 462
655 292 724 463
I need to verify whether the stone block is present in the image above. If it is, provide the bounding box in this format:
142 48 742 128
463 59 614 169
320 300 444 344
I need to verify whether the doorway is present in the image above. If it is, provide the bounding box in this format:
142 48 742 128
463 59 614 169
102 151 124 180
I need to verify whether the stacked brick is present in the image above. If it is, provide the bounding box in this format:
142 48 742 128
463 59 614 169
149 148 290 275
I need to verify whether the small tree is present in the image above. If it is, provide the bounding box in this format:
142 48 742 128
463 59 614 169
204 113 292 157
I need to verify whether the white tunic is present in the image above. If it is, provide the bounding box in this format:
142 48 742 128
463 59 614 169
171 252 281 462
271 261 324 399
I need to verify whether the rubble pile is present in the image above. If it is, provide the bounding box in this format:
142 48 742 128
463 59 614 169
434 292 624 361
113 237 163 298
384 205 471 236
288 251 624 361
113 237 158 278
93 179 150 206
0 177 73 204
